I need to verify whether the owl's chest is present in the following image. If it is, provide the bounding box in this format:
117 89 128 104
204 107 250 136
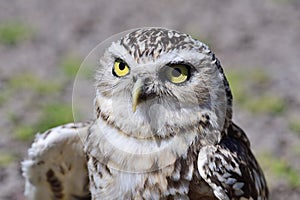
87 155 196 200
85 121 204 199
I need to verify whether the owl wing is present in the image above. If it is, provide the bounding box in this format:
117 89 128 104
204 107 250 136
197 122 269 200
22 122 92 200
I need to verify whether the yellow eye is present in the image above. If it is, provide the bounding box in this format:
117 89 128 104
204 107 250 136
113 60 130 77
165 64 190 84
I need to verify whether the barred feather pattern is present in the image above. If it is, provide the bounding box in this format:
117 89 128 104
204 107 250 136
22 122 91 200
197 123 268 200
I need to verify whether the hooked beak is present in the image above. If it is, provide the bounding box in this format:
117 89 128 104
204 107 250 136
132 78 143 112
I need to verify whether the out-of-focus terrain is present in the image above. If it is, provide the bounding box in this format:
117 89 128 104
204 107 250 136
0 0 300 199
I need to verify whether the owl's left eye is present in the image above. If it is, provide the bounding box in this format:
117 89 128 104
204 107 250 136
164 64 191 84
113 60 130 77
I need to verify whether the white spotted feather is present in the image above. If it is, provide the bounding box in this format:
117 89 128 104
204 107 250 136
22 122 91 200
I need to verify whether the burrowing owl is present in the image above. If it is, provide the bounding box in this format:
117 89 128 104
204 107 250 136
22 28 268 200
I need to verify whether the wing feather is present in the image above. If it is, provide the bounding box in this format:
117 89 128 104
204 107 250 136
22 122 92 200
197 123 269 200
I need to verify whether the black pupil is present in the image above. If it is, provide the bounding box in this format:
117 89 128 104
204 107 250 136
119 62 126 70
171 68 181 77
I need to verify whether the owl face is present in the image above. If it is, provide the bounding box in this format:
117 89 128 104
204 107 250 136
95 28 228 141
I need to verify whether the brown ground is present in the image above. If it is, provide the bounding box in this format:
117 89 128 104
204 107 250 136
0 0 300 199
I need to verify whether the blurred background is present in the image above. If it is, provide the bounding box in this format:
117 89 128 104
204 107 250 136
0 0 300 199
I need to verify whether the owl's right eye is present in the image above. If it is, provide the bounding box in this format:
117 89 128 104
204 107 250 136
113 60 130 77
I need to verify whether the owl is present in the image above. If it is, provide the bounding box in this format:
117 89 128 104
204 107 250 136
22 28 269 200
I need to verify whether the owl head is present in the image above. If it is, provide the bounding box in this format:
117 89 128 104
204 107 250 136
95 28 232 144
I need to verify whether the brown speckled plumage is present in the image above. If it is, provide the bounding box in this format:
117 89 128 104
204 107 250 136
22 28 268 200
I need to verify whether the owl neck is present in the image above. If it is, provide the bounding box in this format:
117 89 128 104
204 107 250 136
85 117 204 173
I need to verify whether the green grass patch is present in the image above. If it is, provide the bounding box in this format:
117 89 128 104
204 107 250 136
0 21 33 45
8 72 73 141
226 68 285 114
0 152 16 166
60 56 82 79
244 95 285 114
292 145 300 156
289 118 300 135
14 125 35 141
8 73 63 95
0 95 5 105
36 103 74 132
14 103 74 141
258 153 300 188
248 69 270 85
0 91 9 105
226 70 247 103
